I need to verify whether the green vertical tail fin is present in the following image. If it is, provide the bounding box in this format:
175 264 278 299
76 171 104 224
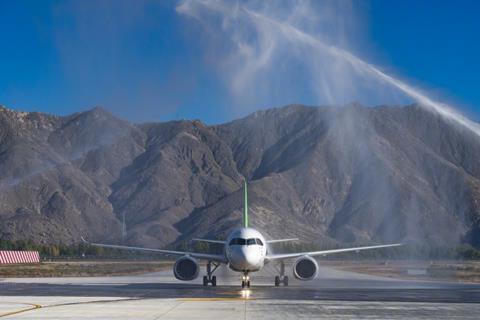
243 180 248 228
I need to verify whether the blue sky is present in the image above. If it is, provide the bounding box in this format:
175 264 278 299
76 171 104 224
0 0 478 124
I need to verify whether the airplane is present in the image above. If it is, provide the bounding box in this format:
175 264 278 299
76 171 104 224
82 181 402 288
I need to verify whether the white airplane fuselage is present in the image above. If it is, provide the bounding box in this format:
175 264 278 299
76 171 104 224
84 181 402 288
225 227 267 272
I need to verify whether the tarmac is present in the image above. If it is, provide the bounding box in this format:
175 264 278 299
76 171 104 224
1 263 480 319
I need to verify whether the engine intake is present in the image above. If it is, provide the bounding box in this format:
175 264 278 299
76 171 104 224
293 255 318 280
173 256 199 281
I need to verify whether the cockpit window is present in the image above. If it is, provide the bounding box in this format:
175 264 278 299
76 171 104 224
229 238 264 246
229 238 246 245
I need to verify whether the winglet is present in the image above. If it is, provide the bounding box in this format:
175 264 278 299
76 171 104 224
243 180 248 228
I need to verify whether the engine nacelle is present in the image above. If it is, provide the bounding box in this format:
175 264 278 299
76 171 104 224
293 255 318 280
173 256 199 281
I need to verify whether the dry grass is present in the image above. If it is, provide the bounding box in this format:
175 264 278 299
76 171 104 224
322 260 480 283
4 259 480 283
0 260 172 278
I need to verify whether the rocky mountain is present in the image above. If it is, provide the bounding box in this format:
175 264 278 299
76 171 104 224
1 104 480 248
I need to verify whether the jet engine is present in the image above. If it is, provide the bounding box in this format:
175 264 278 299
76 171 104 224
293 255 318 280
173 256 199 281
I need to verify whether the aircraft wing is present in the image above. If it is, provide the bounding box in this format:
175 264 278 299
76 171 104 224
265 243 402 261
266 238 299 244
192 239 226 245
82 238 227 263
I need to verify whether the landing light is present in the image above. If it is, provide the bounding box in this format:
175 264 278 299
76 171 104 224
242 275 250 281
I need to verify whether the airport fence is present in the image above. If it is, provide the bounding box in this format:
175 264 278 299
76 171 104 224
0 250 40 264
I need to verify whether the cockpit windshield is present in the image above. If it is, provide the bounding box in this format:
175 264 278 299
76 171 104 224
229 238 264 246
229 238 246 245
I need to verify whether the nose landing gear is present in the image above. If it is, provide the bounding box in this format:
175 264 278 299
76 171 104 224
203 261 219 286
241 273 251 288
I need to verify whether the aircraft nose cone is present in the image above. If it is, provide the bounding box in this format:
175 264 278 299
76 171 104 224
245 250 259 265
237 247 260 269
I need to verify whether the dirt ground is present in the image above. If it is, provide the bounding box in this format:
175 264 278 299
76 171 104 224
3 259 480 283
321 260 480 283
0 260 171 277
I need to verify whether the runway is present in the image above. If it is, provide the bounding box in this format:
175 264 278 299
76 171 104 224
1 264 480 319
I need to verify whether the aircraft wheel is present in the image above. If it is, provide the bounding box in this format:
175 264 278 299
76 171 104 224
241 280 246 288
203 276 208 286
212 276 217 287
283 276 289 286
247 280 251 288
274 276 280 287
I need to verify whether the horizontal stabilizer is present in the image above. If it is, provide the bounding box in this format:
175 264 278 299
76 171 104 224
192 239 226 245
266 238 299 244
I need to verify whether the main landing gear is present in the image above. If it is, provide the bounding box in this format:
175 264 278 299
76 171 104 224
241 272 251 288
203 261 219 286
274 261 289 287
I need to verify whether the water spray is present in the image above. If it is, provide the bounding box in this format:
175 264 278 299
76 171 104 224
244 8 480 137
178 0 480 138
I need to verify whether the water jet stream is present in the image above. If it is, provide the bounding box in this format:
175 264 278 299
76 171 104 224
179 1 480 137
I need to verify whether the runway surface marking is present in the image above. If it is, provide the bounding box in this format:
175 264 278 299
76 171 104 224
152 301 184 319
44 297 140 308
0 298 148 319
0 302 41 318
178 298 254 301
3 267 480 319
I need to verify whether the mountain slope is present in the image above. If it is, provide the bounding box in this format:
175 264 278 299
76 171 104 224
1 104 479 248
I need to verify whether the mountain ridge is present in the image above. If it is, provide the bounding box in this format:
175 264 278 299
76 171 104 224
1 103 480 248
